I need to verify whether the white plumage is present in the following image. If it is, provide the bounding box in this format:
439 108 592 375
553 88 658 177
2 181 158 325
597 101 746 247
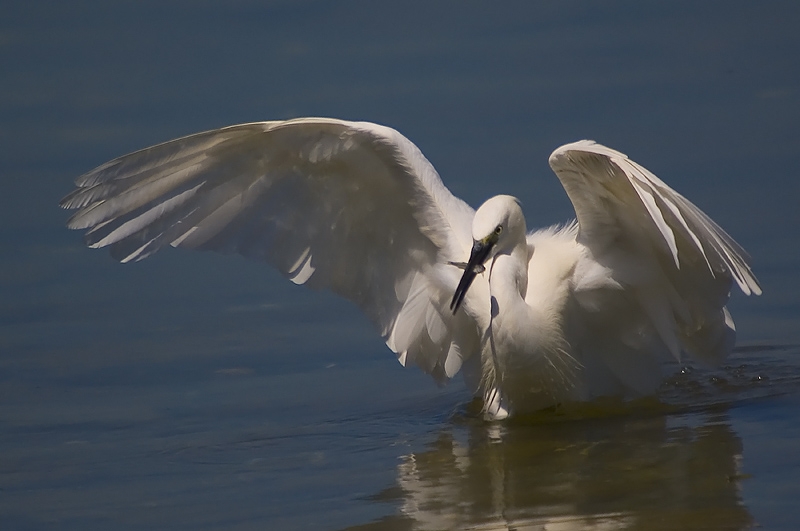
61 118 761 419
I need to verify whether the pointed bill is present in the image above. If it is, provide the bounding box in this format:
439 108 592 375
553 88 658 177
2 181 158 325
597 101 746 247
450 239 493 314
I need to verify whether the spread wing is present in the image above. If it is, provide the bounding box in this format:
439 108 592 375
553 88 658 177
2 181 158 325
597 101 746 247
61 118 484 382
549 140 761 376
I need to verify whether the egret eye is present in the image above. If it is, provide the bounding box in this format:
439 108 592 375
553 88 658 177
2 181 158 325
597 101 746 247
494 225 503 235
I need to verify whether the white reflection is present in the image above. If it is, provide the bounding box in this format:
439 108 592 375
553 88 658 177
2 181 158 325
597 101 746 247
351 411 752 530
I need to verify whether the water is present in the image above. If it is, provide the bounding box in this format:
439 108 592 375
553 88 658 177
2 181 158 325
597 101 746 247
2 1 800 529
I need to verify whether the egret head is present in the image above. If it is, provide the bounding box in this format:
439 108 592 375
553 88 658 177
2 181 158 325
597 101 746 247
450 195 525 313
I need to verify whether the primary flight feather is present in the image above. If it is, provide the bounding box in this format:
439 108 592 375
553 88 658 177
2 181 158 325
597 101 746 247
61 118 761 419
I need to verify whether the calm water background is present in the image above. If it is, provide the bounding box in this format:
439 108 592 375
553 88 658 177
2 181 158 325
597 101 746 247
2 1 800 529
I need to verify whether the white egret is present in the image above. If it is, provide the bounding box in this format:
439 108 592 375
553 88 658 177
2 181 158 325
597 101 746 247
61 118 761 419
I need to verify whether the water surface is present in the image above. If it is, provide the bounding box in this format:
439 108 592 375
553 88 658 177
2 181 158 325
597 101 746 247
2 1 799 529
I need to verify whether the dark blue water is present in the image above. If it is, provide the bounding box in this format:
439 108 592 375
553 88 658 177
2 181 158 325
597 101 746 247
2 1 799 529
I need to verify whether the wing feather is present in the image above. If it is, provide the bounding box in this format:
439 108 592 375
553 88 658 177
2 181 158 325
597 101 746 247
549 140 760 367
62 118 482 382
550 141 760 295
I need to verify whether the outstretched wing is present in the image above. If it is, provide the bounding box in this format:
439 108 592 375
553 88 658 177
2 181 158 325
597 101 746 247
549 140 760 373
61 118 482 382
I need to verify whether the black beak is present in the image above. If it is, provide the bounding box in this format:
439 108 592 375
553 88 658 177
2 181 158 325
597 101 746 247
450 239 493 314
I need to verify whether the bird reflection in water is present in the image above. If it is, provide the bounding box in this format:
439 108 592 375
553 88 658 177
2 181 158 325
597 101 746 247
352 409 752 531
